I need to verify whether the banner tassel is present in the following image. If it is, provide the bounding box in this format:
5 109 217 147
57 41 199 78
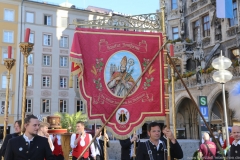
69 73 73 88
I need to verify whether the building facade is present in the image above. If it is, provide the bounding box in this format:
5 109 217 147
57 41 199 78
0 0 20 135
164 0 240 139
0 0 111 133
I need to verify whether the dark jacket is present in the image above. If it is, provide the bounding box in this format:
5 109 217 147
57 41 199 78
91 138 110 160
120 138 139 160
136 138 183 160
0 133 20 157
4 135 55 160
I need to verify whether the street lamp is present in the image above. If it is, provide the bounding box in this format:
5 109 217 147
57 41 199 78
212 50 232 152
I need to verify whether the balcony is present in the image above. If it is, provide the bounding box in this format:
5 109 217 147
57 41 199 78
173 66 240 91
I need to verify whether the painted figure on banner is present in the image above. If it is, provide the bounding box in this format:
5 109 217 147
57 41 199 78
116 108 129 124
106 51 141 97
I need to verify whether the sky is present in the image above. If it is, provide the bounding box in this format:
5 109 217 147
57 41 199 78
46 0 159 15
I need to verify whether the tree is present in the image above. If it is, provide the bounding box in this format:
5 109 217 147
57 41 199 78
55 112 87 133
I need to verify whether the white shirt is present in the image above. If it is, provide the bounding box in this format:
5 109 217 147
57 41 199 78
23 134 34 146
232 140 240 146
149 140 163 151
50 134 61 145
70 133 96 157
95 137 101 156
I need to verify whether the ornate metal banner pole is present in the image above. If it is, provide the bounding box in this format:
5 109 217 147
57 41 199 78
19 42 34 133
3 58 15 139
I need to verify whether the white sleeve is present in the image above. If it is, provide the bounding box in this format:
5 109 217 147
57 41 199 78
70 134 77 149
89 134 96 157
49 137 55 151
49 135 54 142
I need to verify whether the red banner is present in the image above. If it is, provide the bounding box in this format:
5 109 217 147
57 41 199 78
70 28 165 138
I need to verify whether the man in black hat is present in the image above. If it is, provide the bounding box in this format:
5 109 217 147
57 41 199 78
4 115 55 160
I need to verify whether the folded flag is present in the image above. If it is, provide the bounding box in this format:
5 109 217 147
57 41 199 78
216 0 234 18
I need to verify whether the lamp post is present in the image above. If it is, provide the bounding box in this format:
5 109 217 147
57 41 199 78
212 50 232 152
3 54 15 139
19 42 33 133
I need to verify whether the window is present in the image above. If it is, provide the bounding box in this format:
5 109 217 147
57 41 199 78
229 1 238 27
26 12 34 23
3 31 13 43
44 15 52 25
41 99 50 113
59 99 67 113
43 55 51 66
76 100 84 112
76 77 79 88
27 74 33 87
2 75 7 89
29 32 34 43
0 101 9 114
171 0 178 10
25 99 32 113
172 27 179 40
193 20 200 41
42 75 51 88
60 36 68 48
28 53 33 65
202 15 210 37
60 76 67 88
60 56 68 67
61 17 68 28
2 48 10 63
43 34 51 46
4 9 14 21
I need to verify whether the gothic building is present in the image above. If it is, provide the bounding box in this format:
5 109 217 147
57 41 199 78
164 0 240 139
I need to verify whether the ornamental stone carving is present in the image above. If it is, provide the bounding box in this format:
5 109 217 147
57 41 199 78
43 48 52 52
59 69 69 75
60 50 69 54
41 90 51 97
26 89 33 96
27 67 34 73
42 68 52 73
0 91 14 97
59 91 68 97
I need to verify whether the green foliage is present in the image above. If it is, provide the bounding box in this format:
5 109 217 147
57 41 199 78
232 59 239 68
55 112 87 133
168 38 182 44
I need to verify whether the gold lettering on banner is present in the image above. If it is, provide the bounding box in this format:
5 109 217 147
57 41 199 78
93 92 153 105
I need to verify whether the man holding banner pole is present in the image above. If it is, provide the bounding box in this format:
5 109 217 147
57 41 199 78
136 122 183 160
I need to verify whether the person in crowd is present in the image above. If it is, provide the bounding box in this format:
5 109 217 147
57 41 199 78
91 126 110 160
229 125 240 159
222 130 235 149
199 132 217 160
218 130 224 146
38 122 54 151
161 125 167 140
119 133 139 160
4 115 54 160
70 121 96 160
50 134 64 160
136 122 183 160
0 120 22 158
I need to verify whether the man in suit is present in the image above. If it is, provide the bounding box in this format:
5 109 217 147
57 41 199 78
119 134 139 160
4 115 55 160
136 122 183 160
0 120 21 158
91 126 110 160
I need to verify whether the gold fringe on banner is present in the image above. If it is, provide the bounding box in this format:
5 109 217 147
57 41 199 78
69 73 73 88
